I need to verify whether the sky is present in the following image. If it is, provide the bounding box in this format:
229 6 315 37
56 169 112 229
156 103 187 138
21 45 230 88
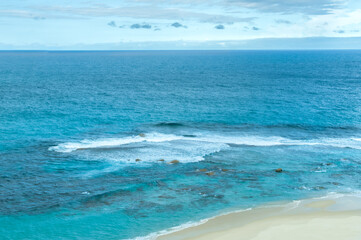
0 0 361 49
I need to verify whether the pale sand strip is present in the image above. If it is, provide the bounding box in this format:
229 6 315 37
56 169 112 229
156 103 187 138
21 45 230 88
157 196 361 240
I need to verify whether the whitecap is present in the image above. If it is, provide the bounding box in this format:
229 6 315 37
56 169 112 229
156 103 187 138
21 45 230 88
49 132 361 164
49 133 184 153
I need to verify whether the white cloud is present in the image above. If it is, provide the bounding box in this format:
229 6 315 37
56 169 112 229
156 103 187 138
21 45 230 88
0 0 360 48
305 9 361 36
29 5 254 23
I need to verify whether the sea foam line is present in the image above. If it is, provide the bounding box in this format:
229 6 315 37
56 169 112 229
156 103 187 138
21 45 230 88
49 133 184 153
126 208 253 240
49 132 361 153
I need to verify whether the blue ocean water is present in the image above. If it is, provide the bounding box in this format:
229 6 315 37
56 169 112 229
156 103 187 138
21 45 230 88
1 50 361 239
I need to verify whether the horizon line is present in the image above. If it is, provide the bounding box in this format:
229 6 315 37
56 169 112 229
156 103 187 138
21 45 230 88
1 49 361 51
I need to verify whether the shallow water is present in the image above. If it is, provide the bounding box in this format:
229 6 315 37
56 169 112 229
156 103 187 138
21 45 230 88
1 50 361 239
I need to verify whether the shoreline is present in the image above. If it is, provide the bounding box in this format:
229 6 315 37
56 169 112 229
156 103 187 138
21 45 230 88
150 193 361 240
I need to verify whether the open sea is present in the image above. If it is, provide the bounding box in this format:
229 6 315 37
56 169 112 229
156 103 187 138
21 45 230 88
1 50 361 239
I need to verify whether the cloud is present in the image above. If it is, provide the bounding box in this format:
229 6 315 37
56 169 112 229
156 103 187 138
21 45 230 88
0 9 79 20
225 0 344 15
215 24 225 29
275 19 292 24
0 0 348 29
29 5 255 23
130 23 152 29
171 22 187 28
108 21 116 27
252 26 260 31
306 9 361 35
33 16 46 20
103 0 345 15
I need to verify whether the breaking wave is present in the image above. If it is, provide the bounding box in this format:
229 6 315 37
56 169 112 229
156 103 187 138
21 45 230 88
48 132 361 163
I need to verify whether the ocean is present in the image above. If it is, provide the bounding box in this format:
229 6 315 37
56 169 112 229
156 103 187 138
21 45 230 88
1 50 361 239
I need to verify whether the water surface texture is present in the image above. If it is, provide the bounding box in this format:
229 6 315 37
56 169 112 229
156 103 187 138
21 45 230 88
1 51 361 239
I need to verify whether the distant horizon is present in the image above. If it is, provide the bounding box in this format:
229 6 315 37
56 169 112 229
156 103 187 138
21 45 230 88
2 49 361 51
2 36 361 51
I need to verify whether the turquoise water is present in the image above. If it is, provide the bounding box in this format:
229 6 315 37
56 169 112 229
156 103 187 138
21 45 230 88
1 50 361 239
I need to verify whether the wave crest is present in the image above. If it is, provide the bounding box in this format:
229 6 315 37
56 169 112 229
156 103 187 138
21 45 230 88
49 132 361 163
49 133 184 153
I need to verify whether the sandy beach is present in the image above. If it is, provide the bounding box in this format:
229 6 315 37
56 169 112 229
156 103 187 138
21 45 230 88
157 195 361 240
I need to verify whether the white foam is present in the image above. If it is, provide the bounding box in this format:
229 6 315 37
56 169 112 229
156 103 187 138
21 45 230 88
211 135 361 150
125 208 253 240
351 138 361 142
49 133 361 164
49 132 229 163
50 133 361 153
125 219 209 240
316 190 361 200
197 135 361 149
49 133 184 153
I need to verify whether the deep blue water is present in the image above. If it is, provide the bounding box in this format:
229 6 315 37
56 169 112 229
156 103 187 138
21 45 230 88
1 50 361 239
